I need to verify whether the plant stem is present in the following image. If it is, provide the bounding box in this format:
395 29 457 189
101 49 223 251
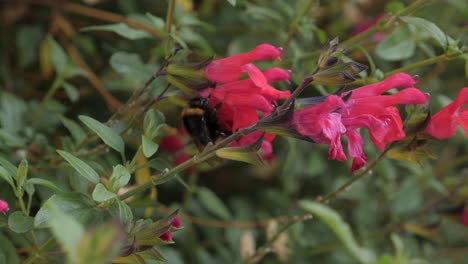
245 214 313 264
165 0 176 53
384 52 466 77
116 123 258 202
320 148 391 203
281 0 315 54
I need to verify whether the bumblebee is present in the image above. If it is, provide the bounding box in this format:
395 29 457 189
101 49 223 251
182 97 230 150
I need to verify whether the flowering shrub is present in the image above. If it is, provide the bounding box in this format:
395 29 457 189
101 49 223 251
0 1 467 263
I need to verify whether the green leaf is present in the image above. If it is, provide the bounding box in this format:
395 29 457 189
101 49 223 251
109 52 155 83
226 0 236 6
142 136 159 158
143 109 166 139
0 234 20 264
400 16 447 47
109 200 133 224
109 165 131 191
198 187 232 220
25 178 62 192
299 201 376 264
60 116 87 143
215 135 266 166
34 192 98 228
46 202 84 263
76 222 126 264
79 115 125 153
0 129 26 147
216 148 266 166
0 166 15 189
8 211 34 233
81 23 151 40
62 82 79 102
0 157 17 179
0 92 27 134
92 183 117 202
16 159 28 191
47 36 69 75
376 26 415 61
57 150 100 184
113 248 165 263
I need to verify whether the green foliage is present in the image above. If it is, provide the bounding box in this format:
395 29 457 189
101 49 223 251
57 150 100 184
78 115 125 153
0 0 467 263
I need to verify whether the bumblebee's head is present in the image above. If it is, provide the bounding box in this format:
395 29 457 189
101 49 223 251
188 97 209 109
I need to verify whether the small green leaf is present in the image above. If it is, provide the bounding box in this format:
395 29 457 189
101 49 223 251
142 136 159 158
0 166 15 189
109 165 131 191
62 82 79 102
299 201 376 264
109 200 133 224
25 178 62 192
0 234 20 264
34 193 98 228
0 129 26 147
57 150 100 184
79 115 125 153
60 116 87 143
47 36 69 74
144 109 166 138
24 183 35 197
113 248 165 263
198 187 232 220
92 183 117 202
0 157 17 179
76 222 125 264
16 160 28 191
8 212 34 233
109 52 155 83
400 16 447 48
376 26 415 61
81 23 151 40
46 202 84 263
216 148 266 166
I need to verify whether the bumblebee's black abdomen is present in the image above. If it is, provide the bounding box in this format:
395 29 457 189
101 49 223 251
182 97 223 148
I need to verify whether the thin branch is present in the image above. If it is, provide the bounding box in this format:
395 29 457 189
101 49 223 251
26 0 163 39
58 35 123 111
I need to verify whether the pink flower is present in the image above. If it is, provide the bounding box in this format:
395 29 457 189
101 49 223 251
205 44 282 83
198 44 291 160
292 73 429 173
461 208 468 226
159 231 172 242
0 199 9 214
426 88 468 139
159 135 185 153
170 217 182 229
352 14 385 41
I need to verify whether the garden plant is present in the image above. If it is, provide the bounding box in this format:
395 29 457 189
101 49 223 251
0 0 467 263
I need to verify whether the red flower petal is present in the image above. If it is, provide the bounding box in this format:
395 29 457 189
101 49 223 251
426 88 468 139
346 130 368 173
349 73 417 98
0 199 9 214
159 231 172 242
159 135 185 153
461 208 468 226
171 217 182 228
205 44 281 83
